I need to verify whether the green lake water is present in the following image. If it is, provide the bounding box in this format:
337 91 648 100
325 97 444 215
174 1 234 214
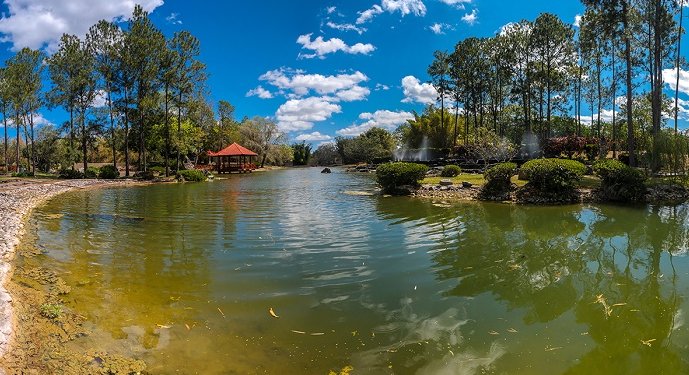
25 168 689 374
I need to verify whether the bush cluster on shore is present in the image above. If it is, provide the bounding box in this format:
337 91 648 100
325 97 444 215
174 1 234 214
176 169 206 182
376 162 428 194
593 159 647 202
481 162 517 199
440 165 461 178
520 158 587 193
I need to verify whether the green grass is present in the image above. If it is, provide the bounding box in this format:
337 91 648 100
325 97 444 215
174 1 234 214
422 173 487 186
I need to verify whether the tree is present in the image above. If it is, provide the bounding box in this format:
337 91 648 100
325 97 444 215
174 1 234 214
240 117 286 168
0 68 8 174
428 50 451 147
87 20 123 168
6 48 44 174
311 143 339 166
292 141 312 166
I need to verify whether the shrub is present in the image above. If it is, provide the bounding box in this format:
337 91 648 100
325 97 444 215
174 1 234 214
149 166 166 176
134 170 155 180
441 164 461 177
98 165 119 179
483 162 517 193
84 166 99 179
40 303 62 320
376 162 428 193
11 171 33 178
176 169 206 182
520 158 587 193
58 168 84 179
593 159 647 202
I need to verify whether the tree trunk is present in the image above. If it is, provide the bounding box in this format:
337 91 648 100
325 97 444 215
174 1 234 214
81 110 87 174
675 1 685 132
15 113 19 172
624 1 636 167
29 111 35 174
612 45 617 158
177 91 182 171
106 84 117 168
164 83 170 177
3 103 7 175
124 88 130 177
453 100 459 149
70 106 74 171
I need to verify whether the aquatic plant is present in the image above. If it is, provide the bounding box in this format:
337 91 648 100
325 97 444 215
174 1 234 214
40 303 63 320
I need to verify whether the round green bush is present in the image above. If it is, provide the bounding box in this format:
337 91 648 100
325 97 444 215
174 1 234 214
84 166 99 179
149 166 166 176
484 162 517 187
98 165 119 179
176 169 206 182
376 162 428 193
440 164 461 178
593 159 646 202
520 158 587 193
58 168 84 179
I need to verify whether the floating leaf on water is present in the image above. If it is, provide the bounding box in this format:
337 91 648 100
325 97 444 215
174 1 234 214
185 324 191 331
612 303 627 307
641 339 656 347
488 331 500 335
269 307 280 318
310 332 325 336
290 330 306 335
217 307 226 318
507 328 518 333
545 346 563 352
351 330 358 336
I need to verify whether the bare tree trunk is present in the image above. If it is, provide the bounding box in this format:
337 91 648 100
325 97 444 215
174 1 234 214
3 103 7 175
612 46 617 158
81 109 87 173
124 88 130 177
164 83 170 177
624 0 636 167
177 91 182 171
70 106 74 171
675 0 685 133
106 84 117 168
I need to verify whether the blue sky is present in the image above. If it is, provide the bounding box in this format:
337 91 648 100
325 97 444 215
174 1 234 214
0 0 686 143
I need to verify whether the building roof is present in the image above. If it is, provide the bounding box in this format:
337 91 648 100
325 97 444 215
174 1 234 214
207 143 258 157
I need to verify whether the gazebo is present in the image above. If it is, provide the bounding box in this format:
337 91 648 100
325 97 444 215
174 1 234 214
207 143 259 174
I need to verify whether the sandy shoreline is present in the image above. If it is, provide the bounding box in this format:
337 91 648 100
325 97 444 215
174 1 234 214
0 179 144 365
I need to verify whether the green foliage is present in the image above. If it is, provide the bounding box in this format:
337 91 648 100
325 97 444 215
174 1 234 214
521 158 587 193
376 162 428 193
98 165 119 179
149 166 166 176
292 142 312 166
441 164 461 177
483 162 517 194
593 159 647 202
135 171 155 180
84 166 99 178
58 168 84 179
40 303 63 320
336 128 395 165
311 143 339 166
176 169 206 182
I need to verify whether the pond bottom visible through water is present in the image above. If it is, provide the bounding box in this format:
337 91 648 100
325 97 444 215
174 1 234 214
4 169 689 375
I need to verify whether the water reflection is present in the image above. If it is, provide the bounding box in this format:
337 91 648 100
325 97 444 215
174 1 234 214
25 170 689 374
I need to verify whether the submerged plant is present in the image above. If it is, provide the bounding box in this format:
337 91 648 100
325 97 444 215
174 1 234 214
40 303 63 320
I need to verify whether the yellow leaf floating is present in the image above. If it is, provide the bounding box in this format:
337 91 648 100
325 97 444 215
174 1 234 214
507 328 518 333
269 307 280 318
641 339 656 347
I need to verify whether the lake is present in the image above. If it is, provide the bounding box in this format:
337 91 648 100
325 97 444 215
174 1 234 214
19 168 689 374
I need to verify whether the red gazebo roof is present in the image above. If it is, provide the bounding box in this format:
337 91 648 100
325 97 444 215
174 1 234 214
208 143 258 157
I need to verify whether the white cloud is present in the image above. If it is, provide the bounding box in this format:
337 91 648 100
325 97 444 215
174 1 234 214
296 131 333 142
259 69 369 98
401 75 437 105
461 9 479 25
326 21 366 35
439 0 472 8
92 90 108 108
327 6 337 14
381 0 427 16
276 97 342 132
375 83 390 91
335 86 371 102
166 13 182 25
356 0 426 24
0 0 164 51
337 110 414 136
297 33 376 59
429 23 453 34
3 112 54 128
246 86 274 99
580 109 615 125
356 5 384 24
574 14 582 28
663 68 689 96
